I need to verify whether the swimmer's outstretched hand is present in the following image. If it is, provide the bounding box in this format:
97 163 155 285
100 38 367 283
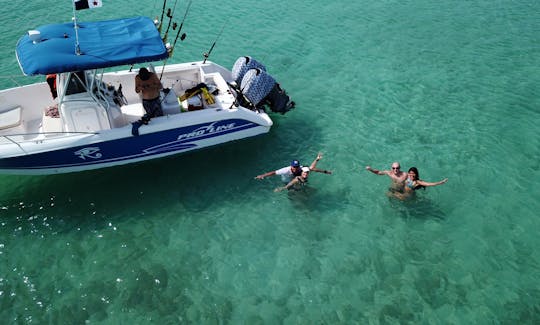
274 187 285 192
316 152 323 161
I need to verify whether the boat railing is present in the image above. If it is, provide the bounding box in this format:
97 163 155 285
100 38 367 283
92 86 117 128
0 75 24 88
0 131 98 155
88 77 127 129
57 70 116 130
0 74 43 89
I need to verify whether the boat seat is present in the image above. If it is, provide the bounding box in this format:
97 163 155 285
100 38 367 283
60 100 111 132
42 115 63 133
120 103 145 123
0 104 22 130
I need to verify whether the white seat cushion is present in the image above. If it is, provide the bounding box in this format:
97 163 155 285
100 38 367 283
0 105 22 130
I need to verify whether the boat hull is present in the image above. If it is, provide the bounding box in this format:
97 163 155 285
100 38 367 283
0 117 269 175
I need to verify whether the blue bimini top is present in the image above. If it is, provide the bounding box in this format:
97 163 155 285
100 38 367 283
16 16 168 76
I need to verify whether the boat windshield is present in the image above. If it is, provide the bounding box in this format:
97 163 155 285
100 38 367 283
65 71 87 95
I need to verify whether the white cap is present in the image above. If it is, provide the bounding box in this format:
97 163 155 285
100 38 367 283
302 167 310 172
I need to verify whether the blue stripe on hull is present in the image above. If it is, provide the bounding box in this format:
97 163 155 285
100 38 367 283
0 119 260 172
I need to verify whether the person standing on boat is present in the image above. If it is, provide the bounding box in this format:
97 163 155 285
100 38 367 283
365 162 408 194
135 67 164 120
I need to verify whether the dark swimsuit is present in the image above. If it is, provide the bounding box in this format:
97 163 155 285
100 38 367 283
142 96 163 118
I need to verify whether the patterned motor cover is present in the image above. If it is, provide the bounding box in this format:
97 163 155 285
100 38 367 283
240 68 276 106
231 56 266 85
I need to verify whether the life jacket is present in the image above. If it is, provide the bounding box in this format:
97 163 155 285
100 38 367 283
46 74 57 99
180 83 214 105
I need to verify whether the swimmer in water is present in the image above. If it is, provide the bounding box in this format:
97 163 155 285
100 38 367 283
274 152 332 192
366 162 408 194
395 167 447 200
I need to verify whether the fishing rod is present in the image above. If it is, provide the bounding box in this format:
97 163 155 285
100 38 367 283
160 0 191 80
203 23 226 64
160 22 187 80
158 0 167 32
160 22 177 81
162 0 178 43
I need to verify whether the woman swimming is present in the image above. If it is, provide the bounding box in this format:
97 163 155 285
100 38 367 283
405 167 447 191
275 167 310 192
393 167 447 199
274 152 332 192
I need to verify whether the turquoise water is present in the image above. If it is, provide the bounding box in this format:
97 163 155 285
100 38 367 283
1 0 539 323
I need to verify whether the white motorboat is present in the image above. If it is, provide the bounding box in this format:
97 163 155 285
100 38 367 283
0 15 294 175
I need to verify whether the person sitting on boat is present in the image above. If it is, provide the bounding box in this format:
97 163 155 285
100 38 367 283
135 67 163 122
255 152 332 183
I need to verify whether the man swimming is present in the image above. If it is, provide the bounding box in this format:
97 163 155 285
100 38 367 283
365 162 408 193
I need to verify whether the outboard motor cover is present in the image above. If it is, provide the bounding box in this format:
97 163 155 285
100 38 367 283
241 68 276 107
263 84 295 114
232 56 266 85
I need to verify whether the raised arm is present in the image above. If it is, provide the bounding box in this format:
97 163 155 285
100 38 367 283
417 178 448 187
366 166 388 175
309 152 322 169
309 152 332 174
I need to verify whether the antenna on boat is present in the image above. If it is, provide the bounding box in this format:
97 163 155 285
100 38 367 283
158 0 167 33
71 2 82 55
203 23 226 64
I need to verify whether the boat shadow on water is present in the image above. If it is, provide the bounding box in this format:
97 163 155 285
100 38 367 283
0 129 307 212
0 111 323 238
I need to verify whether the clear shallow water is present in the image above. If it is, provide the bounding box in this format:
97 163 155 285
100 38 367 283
1 0 539 323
